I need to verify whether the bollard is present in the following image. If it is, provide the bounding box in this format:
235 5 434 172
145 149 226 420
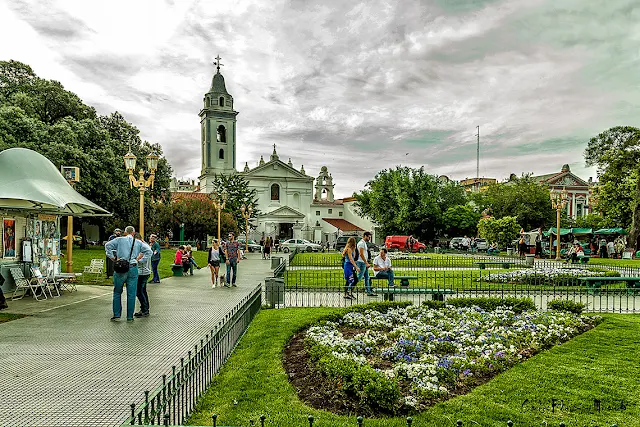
406 417 413 426
559 423 565 427
507 421 513 427
164 414 170 426
130 403 135 425
456 421 462 427
260 414 266 427
357 415 363 427
308 414 314 426
212 413 217 427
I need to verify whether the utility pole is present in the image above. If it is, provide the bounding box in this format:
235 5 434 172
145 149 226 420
476 125 480 192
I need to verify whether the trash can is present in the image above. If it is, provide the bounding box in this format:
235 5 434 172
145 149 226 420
265 277 284 306
271 256 282 269
525 254 535 267
506 247 514 256
434 247 440 254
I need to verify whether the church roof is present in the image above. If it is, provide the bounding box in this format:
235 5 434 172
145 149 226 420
211 72 230 95
323 218 364 232
171 192 210 201
242 158 313 181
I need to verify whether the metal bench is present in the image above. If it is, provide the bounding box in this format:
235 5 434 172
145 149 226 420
474 261 517 269
171 264 184 277
372 287 455 301
578 277 640 295
370 275 417 287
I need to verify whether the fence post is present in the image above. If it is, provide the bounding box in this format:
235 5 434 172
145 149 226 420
163 413 170 426
212 413 217 427
456 420 462 427
308 414 314 426
507 421 513 427
130 403 135 425
406 416 412 426
260 414 266 427
357 415 363 427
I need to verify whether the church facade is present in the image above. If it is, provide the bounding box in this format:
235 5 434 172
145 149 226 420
185 58 379 244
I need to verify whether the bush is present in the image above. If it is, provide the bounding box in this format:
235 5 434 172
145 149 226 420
353 366 401 412
547 299 585 314
422 300 446 310
605 270 621 277
446 297 536 313
344 301 412 315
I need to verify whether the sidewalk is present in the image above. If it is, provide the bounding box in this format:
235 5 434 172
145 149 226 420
0 254 273 427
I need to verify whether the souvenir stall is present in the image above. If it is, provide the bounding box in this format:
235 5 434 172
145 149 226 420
0 148 110 294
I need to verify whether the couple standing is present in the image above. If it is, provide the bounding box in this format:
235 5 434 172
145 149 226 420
342 232 395 299
207 232 241 288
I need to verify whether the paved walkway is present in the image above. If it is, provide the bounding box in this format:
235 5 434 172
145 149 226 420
0 254 273 427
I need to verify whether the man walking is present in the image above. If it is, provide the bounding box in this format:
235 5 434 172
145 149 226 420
105 226 152 322
224 232 241 287
357 232 376 297
149 234 161 283
373 248 395 287
106 228 121 279
134 233 152 318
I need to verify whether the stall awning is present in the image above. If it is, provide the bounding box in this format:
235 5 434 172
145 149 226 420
571 228 593 235
322 218 364 232
546 227 572 236
594 228 629 235
0 148 111 217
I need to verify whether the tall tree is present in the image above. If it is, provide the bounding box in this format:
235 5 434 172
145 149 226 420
585 126 640 247
207 173 259 233
442 204 482 237
477 216 521 249
354 167 467 241
472 175 555 231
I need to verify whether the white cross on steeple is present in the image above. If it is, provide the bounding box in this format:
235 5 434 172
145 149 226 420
214 55 224 73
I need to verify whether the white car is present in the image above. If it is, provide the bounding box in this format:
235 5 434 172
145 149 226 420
475 238 488 250
281 239 322 253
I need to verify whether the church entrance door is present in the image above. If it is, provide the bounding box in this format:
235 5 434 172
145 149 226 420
279 223 293 239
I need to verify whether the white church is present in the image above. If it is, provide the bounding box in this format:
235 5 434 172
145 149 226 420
170 58 378 245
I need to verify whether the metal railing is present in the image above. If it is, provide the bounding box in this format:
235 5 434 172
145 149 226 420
122 285 262 426
271 256 640 312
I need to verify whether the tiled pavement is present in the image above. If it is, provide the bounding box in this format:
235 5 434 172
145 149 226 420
0 254 273 427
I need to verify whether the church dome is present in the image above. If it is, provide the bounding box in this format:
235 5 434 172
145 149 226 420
561 164 570 172
211 72 230 95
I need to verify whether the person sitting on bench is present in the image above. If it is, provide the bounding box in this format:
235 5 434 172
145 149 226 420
487 242 499 255
565 242 583 264
373 248 395 287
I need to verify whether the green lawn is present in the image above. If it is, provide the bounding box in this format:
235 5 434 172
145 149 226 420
0 312 26 323
290 252 525 268
586 257 640 268
67 247 209 285
188 308 640 426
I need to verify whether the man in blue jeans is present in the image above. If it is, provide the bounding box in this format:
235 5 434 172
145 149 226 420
149 234 161 283
224 232 240 287
373 248 395 287
357 232 376 297
105 226 153 322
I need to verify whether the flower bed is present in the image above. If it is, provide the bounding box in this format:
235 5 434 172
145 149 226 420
480 267 618 285
300 305 601 415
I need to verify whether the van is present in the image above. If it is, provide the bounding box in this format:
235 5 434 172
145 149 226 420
336 235 379 257
384 236 427 252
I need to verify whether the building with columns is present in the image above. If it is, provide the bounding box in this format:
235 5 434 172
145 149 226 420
177 57 380 244
532 164 595 219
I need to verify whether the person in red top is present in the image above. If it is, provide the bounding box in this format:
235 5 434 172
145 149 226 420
175 245 184 265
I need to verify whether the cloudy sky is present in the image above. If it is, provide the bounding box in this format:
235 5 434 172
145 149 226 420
2 0 639 197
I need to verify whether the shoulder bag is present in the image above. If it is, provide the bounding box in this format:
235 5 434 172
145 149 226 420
114 238 136 274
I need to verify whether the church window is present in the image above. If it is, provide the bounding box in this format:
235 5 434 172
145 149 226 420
219 97 225 107
219 149 224 159
328 208 332 214
339 212 343 217
217 125 226 143
316 211 320 216
271 184 280 201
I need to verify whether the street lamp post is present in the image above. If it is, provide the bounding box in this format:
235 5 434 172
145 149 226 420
124 149 159 238
240 204 253 252
211 191 227 242
550 187 569 261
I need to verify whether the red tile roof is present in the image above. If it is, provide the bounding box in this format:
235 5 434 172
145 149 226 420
322 218 364 232
171 192 210 201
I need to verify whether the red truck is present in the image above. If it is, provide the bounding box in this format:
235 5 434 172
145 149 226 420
384 235 427 253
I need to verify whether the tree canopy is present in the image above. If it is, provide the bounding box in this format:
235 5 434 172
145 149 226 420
0 60 172 236
477 216 521 249
207 173 260 233
354 167 467 242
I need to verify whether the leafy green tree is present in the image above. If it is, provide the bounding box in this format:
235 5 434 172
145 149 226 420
354 167 467 241
207 173 259 233
473 175 555 231
585 126 640 247
477 216 521 249
573 213 608 230
442 204 481 237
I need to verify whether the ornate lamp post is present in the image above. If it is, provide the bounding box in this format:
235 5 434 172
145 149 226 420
240 204 253 252
123 148 158 238
550 187 569 260
211 191 228 242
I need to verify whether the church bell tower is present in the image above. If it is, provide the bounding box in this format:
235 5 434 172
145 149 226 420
199 55 239 192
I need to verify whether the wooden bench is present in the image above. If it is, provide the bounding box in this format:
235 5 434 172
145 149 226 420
370 275 418 287
474 261 517 270
578 277 640 295
372 287 455 301
571 256 590 264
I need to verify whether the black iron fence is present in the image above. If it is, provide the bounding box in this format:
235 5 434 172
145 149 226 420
268 254 640 313
122 285 262 426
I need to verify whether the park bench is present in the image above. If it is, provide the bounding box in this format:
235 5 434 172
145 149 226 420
474 261 518 270
372 286 455 301
171 264 184 277
370 275 418 287
577 277 640 295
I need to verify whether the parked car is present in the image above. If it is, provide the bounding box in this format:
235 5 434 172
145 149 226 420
384 235 427 252
236 238 261 253
475 238 488 250
281 239 322 253
336 235 379 258
449 237 465 249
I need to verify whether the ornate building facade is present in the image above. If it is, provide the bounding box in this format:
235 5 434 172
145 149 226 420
532 164 595 219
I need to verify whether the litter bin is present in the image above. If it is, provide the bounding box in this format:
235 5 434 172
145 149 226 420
271 256 282 269
434 247 440 254
525 254 535 267
265 277 284 306
506 247 514 256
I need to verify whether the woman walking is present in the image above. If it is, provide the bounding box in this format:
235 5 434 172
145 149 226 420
342 237 360 300
264 236 272 259
208 240 223 288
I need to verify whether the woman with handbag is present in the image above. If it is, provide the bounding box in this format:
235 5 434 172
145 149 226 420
208 240 223 288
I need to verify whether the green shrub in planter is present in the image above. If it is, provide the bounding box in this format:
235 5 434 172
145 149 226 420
547 299 585 314
446 297 536 313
